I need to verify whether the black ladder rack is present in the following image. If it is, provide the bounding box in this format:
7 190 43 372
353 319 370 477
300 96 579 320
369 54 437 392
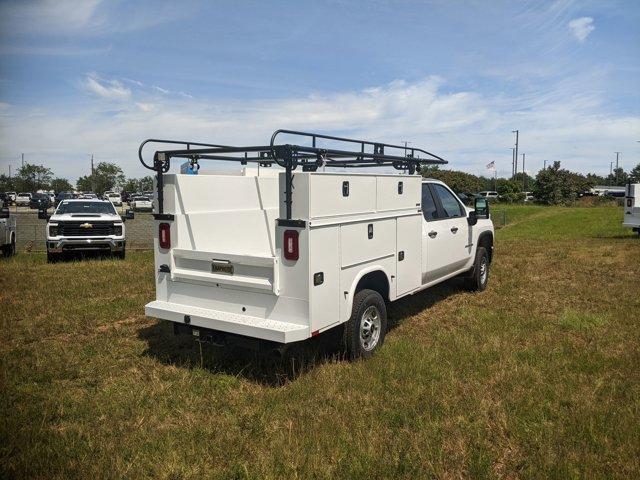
138 129 447 220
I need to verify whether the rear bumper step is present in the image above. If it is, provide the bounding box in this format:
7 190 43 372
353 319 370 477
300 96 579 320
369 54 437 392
145 300 308 344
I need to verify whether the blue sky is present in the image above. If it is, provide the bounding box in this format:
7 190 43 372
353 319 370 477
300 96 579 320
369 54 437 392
0 0 638 181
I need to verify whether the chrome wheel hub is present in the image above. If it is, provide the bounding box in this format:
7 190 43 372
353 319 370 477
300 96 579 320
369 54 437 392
360 305 381 351
480 257 488 284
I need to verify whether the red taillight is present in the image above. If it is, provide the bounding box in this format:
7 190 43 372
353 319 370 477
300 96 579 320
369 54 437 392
159 222 171 249
283 229 299 261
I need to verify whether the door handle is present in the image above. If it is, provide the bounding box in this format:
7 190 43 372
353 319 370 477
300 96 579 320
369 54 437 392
428 231 438 238
451 227 459 233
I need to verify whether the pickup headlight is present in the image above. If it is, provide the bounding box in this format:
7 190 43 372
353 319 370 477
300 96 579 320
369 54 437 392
114 225 123 236
49 224 58 236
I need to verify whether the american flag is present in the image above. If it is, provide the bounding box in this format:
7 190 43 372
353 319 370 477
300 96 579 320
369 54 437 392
486 161 496 171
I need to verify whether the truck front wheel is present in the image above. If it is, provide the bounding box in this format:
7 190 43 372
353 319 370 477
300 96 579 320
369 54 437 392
465 246 489 292
343 289 387 360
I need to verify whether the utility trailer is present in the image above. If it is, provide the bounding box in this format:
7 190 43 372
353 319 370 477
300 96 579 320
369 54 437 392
140 130 494 358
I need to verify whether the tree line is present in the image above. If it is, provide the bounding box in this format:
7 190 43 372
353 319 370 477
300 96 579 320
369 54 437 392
1 160 639 205
421 162 640 205
0 162 154 197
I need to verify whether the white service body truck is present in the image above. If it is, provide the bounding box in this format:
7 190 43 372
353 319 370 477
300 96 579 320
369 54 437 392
145 170 493 357
0 204 16 257
623 182 640 235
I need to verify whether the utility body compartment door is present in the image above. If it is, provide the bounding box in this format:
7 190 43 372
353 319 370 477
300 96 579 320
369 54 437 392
396 214 421 296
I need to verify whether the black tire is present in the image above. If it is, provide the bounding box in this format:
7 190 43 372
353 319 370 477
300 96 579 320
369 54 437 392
115 248 126 260
2 238 14 257
465 246 489 292
343 289 387 360
47 251 60 263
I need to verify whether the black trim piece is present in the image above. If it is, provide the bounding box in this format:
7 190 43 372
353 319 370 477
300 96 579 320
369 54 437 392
159 264 171 273
277 218 306 228
153 213 175 221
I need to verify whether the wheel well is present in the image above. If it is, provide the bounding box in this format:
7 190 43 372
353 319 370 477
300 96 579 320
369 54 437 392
355 270 390 302
478 232 494 262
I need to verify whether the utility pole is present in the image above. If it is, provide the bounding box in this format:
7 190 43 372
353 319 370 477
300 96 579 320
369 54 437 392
512 130 519 179
610 161 614 185
543 159 547 169
21 153 24 168
614 152 621 185
511 148 515 177
522 153 526 191
90 154 95 193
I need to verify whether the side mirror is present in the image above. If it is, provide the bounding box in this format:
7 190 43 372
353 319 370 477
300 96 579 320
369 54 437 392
38 209 50 221
474 197 490 219
467 210 478 226
0 207 9 219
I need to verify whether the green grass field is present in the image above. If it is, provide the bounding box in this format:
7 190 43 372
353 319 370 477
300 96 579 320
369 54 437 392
1 206 639 479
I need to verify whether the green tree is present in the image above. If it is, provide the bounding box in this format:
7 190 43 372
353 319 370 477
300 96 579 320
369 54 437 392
496 178 524 202
533 161 588 205
122 176 154 194
630 163 640 181
14 163 53 192
512 172 535 192
421 166 483 193
606 167 627 186
76 162 125 195
0 174 16 192
50 178 74 193
585 172 607 186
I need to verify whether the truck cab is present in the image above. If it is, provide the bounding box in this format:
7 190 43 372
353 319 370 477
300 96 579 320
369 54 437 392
141 131 494 359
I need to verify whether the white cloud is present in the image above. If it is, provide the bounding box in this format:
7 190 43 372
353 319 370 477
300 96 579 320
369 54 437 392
1 76 639 181
0 0 104 35
82 73 131 101
568 17 595 42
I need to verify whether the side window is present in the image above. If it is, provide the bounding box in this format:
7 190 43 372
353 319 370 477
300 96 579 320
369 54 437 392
432 184 464 218
421 184 438 221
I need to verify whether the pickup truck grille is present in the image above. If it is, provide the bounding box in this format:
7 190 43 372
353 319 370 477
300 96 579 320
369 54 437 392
57 221 116 236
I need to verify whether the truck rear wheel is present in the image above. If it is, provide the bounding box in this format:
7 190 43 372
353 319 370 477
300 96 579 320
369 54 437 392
343 289 387 360
2 237 15 257
465 246 489 292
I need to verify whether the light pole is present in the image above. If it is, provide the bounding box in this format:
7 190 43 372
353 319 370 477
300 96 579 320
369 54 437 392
510 148 515 177
610 161 614 185
512 130 519 179
543 159 547 170
614 152 621 185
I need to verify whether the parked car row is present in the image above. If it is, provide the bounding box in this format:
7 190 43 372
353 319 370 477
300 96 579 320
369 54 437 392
3 190 155 211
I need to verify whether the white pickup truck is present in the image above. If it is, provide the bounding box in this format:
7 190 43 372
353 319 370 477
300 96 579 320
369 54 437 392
140 131 494 358
0 203 16 257
623 182 640 235
39 199 133 262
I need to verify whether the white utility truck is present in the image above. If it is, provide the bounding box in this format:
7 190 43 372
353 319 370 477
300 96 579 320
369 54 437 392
623 181 640 236
140 131 494 358
0 202 16 257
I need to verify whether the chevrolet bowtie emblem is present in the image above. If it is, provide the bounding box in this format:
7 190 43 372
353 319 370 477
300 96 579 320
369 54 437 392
79 223 93 228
